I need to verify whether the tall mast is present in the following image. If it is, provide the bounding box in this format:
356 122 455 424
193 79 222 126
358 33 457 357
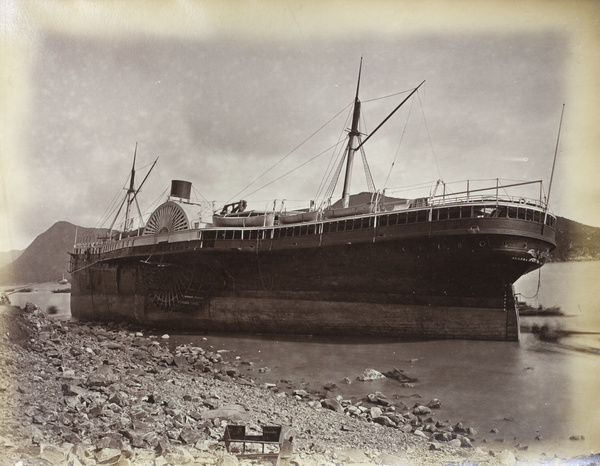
124 142 138 231
341 58 363 208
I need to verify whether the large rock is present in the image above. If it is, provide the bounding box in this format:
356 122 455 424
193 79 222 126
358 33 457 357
367 391 392 406
217 454 239 466
199 404 247 422
95 447 122 464
496 450 516 466
61 383 87 397
321 398 344 413
164 446 196 464
412 404 431 415
434 432 453 442
334 449 370 463
40 444 69 463
86 364 117 388
293 389 310 398
369 406 383 418
456 434 472 447
383 367 416 383
413 429 428 439
357 368 386 381
179 427 202 445
427 398 442 409
373 415 397 427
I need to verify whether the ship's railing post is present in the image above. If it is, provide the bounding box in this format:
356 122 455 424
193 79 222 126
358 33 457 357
496 178 499 201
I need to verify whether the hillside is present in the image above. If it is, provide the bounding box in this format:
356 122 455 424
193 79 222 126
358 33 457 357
0 212 598 286
550 216 600 262
0 222 104 285
0 250 23 269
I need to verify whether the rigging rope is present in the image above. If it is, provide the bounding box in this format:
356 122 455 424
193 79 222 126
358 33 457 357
314 102 355 201
320 147 348 208
241 140 347 199
95 172 131 230
188 186 215 216
225 85 428 207
228 102 353 203
359 144 376 193
362 88 412 103
357 107 376 193
140 187 170 220
417 91 442 181
383 96 415 188
515 267 542 300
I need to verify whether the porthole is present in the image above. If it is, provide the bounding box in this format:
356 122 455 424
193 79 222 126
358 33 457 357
503 241 509 247
523 243 528 248
479 240 486 247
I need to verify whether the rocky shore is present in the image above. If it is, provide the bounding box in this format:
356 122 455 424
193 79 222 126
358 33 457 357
0 304 595 465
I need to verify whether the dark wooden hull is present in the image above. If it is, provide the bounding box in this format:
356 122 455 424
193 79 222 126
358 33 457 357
70 214 555 341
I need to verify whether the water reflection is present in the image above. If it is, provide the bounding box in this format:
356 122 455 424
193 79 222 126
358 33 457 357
4 283 71 318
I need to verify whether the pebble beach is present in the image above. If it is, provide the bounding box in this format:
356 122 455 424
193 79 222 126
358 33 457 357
1 303 597 465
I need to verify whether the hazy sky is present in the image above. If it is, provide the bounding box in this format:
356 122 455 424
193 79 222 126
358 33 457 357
2 1 600 251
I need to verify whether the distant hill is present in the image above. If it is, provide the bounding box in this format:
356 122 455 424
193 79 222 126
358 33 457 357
0 222 105 285
0 211 598 285
0 249 23 269
550 216 600 262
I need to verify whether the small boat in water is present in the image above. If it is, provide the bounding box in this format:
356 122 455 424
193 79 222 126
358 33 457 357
69 62 557 341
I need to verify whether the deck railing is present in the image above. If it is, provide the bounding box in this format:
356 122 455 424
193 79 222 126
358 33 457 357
75 179 553 255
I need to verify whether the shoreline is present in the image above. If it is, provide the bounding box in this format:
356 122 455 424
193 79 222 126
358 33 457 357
1 304 597 465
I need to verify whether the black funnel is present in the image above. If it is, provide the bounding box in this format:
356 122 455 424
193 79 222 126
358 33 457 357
170 180 192 200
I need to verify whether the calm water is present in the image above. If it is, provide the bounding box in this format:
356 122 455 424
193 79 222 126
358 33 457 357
3 261 599 458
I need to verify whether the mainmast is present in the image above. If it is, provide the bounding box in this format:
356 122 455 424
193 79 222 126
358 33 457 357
124 142 138 232
340 59 425 209
341 59 363 209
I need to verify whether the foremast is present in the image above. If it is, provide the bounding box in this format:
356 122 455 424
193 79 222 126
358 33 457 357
107 144 158 237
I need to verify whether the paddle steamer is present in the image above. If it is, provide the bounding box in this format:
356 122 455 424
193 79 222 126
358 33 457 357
70 65 557 341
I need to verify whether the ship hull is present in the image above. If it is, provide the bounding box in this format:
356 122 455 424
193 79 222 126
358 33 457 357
70 215 554 341
71 293 519 341
72 70 558 342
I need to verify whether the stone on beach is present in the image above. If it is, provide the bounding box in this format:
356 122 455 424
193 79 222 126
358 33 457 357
369 406 383 418
427 398 442 409
412 404 432 415
199 404 247 422
367 391 391 406
1 304 591 465
321 398 344 413
357 368 386 381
